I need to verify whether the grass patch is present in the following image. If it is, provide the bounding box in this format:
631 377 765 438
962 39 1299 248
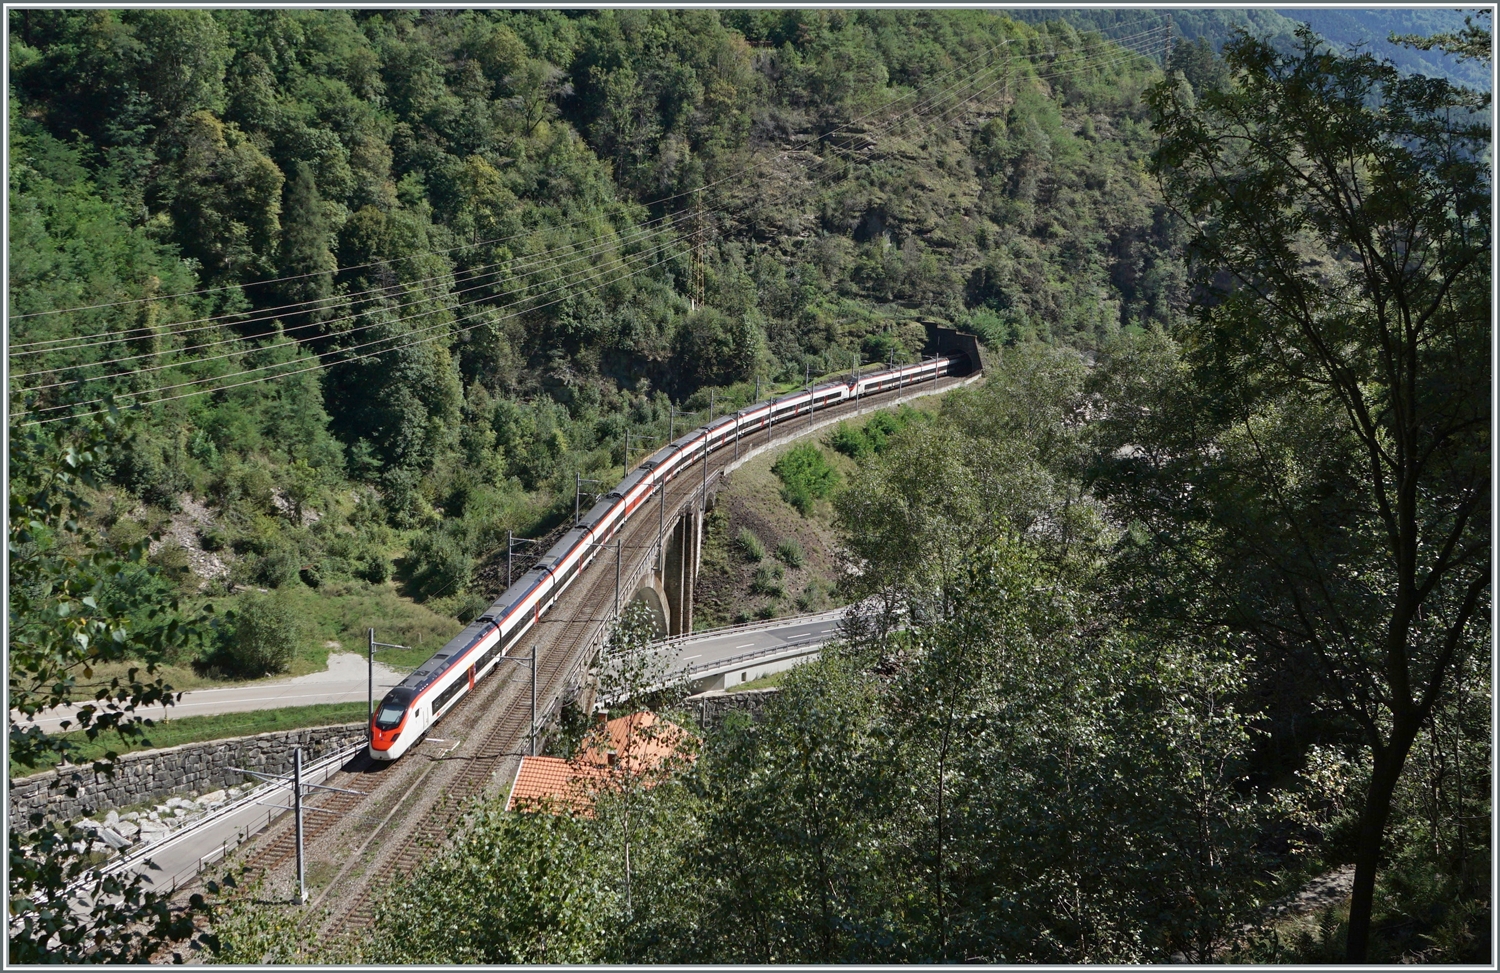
10 702 369 777
730 669 790 692
750 563 785 598
774 538 805 568
736 528 766 563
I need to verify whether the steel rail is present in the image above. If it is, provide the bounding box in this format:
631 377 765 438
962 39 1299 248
63 740 365 898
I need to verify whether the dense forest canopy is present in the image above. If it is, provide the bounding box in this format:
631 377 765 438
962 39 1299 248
6 8 1489 966
8 8 1179 603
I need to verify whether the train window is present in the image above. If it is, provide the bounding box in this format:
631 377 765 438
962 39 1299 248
434 674 468 711
375 704 405 728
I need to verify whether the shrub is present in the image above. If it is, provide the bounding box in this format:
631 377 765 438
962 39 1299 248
212 459 275 512
218 592 301 676
432 591 491 624
358 552 390 584
147 541 194 592
774 538 805 568
736 528 765 563
828 423 871 460
795 580 830 613
254 538 303 588
115 430 191 510
406 531 473 601
828 407 922 460
772 443 841 515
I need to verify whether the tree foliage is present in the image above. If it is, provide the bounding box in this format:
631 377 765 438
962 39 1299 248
1100 27 1490 961
8 410 216 962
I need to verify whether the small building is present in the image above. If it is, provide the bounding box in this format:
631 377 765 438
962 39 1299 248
505 711 695 815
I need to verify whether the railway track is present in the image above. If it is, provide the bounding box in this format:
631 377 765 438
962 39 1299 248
326 473 698 933
236 760 374 886
223 375 977 942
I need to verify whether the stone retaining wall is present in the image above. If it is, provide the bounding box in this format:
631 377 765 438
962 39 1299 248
9 724 366 824
689 688 779 731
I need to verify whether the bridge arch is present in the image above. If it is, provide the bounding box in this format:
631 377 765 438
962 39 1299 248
629 581 669 639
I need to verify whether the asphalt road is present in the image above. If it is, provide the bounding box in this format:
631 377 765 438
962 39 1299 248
19 616 841 733
19 653 409 732
668 610 844 674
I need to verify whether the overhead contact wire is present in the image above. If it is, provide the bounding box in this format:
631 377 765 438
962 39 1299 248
21 27 1166 424
10 17 1163 326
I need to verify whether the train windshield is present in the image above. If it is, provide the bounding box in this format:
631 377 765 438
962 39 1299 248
375 702 407 729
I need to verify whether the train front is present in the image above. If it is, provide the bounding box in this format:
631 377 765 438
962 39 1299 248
369 687 415 760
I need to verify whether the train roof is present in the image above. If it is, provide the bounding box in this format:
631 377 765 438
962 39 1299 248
609 468 650 499
538 528 580 567
640 445 676 469
579 496 618 529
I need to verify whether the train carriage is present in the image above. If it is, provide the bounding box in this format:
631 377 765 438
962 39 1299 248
369 353 965 760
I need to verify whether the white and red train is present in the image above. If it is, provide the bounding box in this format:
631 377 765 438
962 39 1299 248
369 354 962 759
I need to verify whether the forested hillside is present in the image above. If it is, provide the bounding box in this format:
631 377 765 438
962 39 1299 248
1011 7 1492 88
9 9 1175 634
9 10 1489 966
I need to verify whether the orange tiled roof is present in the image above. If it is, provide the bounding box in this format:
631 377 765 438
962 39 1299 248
505 756 606 814
575 710 695 773
505 711 697 815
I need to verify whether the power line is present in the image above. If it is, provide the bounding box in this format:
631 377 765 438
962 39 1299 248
9 17 1163 327
20 229 694 422
13 211 698 388
16 30 1163 400
19 27 1167 426
20 241 687 427
9 209 692 359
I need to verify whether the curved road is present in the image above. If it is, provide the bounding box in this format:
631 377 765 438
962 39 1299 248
18 653 409 732
24 616 834 732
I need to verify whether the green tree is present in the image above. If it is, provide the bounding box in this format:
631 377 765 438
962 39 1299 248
367 809 617 963
404 529 473 602
157 110 284 282
127 9 230 121
1391 9 1493 65
271 162 335 338
8 409 215 961
218 590 300 676
671 307 762 394
835 344 1099 632
1132 30 1490 961
686 650 889 962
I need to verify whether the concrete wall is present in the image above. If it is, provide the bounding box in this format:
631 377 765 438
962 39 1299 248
689 648 820 693
927 325 987 376
9 723 366 824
